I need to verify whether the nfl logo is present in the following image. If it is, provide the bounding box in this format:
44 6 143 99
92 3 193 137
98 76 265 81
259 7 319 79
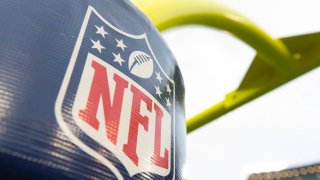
55 6 176 179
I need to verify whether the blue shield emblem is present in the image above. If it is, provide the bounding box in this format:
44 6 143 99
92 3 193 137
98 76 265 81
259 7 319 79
55 6 176 179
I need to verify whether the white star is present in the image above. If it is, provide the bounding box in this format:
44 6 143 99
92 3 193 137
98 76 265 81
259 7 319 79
156 72 163 83
113 53 125 66
166 84 172 95
155 86 162 98
95 25 108 38
166 98 171 108
116 39 127 51
91 39 105 53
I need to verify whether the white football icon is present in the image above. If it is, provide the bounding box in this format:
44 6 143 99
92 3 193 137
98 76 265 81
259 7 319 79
128 51 154 79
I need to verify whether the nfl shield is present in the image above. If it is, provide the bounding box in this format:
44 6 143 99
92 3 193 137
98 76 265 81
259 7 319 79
55 6 176 179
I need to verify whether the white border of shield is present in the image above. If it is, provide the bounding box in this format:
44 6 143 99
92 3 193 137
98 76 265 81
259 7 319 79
54 6 176 179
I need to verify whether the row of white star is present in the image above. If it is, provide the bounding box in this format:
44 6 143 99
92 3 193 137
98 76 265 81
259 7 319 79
155 87 172 108
155 84 172 97
155 74 172 109
92 25 127 53
91 38 126 53
90 38 126 67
